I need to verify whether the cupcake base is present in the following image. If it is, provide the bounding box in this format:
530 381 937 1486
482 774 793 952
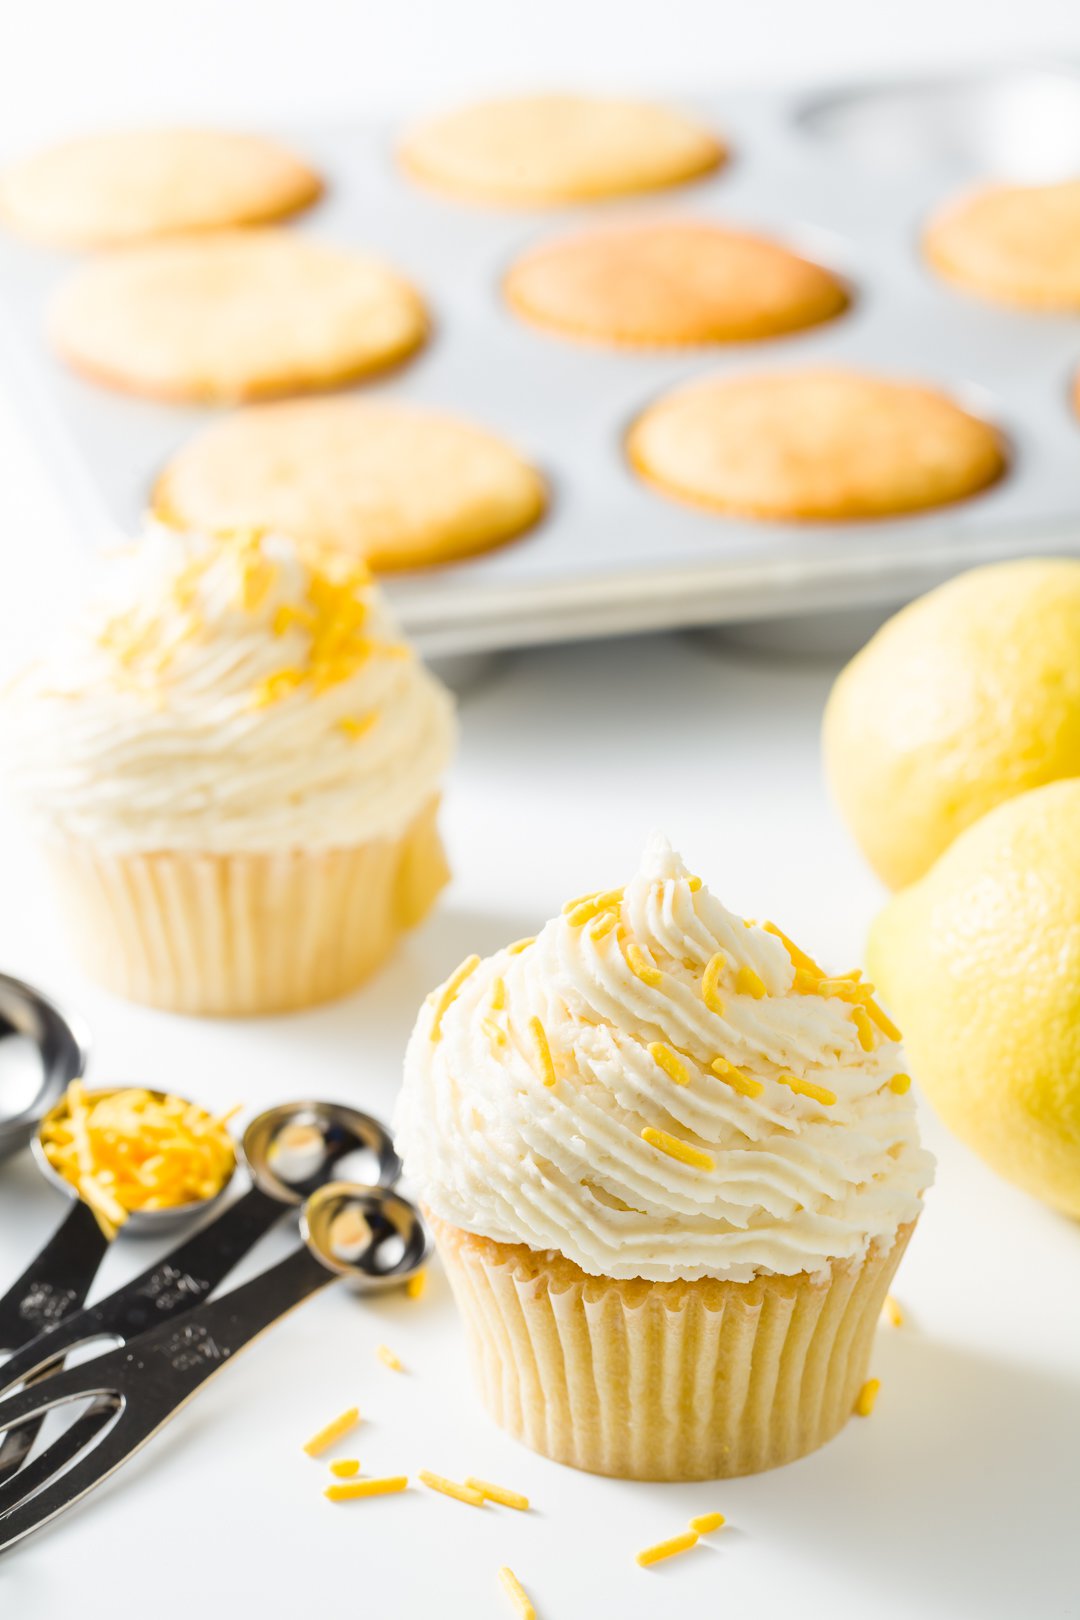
431 1213 914 1481
44 796 449 1015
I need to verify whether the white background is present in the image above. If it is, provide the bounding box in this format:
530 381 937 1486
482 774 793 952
0 4 1079 1616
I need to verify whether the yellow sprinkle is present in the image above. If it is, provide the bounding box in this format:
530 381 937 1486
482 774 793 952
303 1406 360 1457
507 937 535 955
566 897 603 927
251 666 305 708
562 889 600 914
406 1269 427 1301
736 964 767 999
589 910 618 940
882 1294 904 1328
710 1056 764 1099
329 1459 360 1478
419 1471 485 1507
701 952 726 1014
527 1016 557 1087
465 1477 530 1511
688 876 703 892
430 955 481 1039
852 1006 876 1052
816 976 863 999
626 943 663 989
482 1016 509 1053
239 558 277 612
636 1530 699 1567
866 999 903 1042
792 966 823 995
855 1377 881 1417
689 1511 725 1534
648 1042 690 1086
498 1567 536 1620
489 976 506 1011
641 1127 715 1172
778 1072 837 1107
888 1072 912 1095
325 1475 407 1502
272 602 314 637
763 921 826 980
338 713 378 740
377 1344 404 1372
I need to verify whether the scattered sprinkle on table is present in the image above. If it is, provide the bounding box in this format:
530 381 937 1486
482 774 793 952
377 1343 404 1371
499 1566 536 1619
303 1406 360 1457
406 1268 427 1300
636 1529 699 1567
419 1470 485 1507
689 1511 725 1533
329 1458 360 1478
324 1475 408 1503
855 1377 881 1416
465 1476 530 1511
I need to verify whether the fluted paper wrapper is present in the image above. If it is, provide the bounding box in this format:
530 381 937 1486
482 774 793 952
43 795 448 1015
432 1213 914 1481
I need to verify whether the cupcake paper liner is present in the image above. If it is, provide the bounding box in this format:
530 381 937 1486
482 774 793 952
44 795 448 1015
431 1212 914 1481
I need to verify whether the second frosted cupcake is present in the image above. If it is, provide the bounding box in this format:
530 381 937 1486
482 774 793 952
0 527 456 1013
397 837 933 1480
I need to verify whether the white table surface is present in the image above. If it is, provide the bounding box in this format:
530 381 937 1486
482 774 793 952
1 7 1079 1612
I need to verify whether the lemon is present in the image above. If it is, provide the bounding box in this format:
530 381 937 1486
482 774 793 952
823 558 1080 889
869 779 1080 1216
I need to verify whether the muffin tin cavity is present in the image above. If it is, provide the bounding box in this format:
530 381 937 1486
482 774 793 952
798 68 1080 180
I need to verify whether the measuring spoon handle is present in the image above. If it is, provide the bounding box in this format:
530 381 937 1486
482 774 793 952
0 1245 333 1556
0 1184 283 1399
0 1200 106 1355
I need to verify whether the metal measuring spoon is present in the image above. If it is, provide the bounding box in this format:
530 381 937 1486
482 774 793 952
0 1101 399 1484
1 1085 235 1364
0 974 92 1355
0 975 89 1166
0 1179 427 1554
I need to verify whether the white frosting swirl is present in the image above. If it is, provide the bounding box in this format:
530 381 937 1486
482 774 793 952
397 836 932 1282
0 527 455 854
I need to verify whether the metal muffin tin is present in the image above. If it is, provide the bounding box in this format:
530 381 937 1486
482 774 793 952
1 65 1079 656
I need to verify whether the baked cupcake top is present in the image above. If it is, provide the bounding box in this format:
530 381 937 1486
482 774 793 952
397 836 932 1283
0 527 455 854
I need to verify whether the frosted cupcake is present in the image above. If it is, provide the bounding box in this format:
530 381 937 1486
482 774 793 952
397 837 932 1480
0 527 455 1014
